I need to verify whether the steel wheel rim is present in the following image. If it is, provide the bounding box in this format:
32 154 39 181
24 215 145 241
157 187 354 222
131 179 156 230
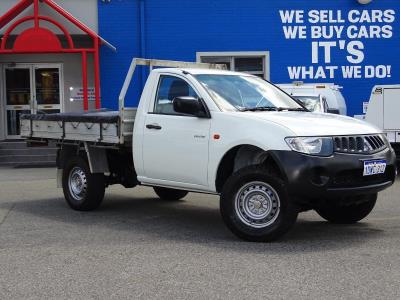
235 181 281 228
68 167 88 201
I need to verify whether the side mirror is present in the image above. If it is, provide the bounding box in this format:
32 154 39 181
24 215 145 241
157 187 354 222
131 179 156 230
327 108 340 114
173 96 210 118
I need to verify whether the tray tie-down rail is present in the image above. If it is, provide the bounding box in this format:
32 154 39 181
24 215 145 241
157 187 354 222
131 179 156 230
118 58 227 111
25 113 120 144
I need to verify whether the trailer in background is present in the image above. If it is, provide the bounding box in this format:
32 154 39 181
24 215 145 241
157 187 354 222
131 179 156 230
365 85 400 160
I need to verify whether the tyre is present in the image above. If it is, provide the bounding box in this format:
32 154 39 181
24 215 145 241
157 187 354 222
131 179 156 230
153 187 188 201
62 156 105 211
316 194 377 224
220 165 298 242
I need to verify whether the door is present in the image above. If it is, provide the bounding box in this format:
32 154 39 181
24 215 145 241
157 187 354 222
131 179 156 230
142 75 211 187
3 64 62 138
4 66 32 139
33 66 62 115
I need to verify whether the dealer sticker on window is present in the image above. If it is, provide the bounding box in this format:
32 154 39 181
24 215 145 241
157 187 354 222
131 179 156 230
363 160 387 176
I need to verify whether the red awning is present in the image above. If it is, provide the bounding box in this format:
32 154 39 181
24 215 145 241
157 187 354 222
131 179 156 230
0 0 116 110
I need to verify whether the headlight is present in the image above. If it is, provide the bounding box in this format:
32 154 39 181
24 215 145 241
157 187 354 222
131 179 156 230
285 137 333 156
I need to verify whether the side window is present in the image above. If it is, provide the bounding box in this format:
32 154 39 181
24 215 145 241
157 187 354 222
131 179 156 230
154 75 198 115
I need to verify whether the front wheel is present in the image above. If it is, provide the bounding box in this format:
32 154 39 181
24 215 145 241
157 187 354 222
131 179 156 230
62 156 105 211
220 166 298 242
316 194 377 224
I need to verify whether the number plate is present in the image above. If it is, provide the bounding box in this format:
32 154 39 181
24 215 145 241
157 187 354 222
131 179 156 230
363 160 387 176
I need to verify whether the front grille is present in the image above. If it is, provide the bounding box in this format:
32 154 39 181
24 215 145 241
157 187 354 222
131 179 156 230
333 135 387 154
331 166 394 188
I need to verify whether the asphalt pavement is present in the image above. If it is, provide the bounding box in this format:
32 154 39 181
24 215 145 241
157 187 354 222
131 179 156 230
0 167 399 299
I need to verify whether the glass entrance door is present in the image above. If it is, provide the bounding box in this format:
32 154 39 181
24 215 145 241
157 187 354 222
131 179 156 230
5 67 32 138
4 64 62 138
34 67 61 115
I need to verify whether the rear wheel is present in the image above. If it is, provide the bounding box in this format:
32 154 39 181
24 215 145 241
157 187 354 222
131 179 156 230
316 194 377 224
220 165 298 242
62 156 105 211
153 187 188 201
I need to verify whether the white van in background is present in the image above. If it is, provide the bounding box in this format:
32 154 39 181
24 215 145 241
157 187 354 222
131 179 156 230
277 82 347 115
365 85 400 159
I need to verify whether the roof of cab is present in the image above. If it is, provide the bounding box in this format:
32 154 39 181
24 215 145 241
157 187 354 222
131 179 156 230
151 68 251 76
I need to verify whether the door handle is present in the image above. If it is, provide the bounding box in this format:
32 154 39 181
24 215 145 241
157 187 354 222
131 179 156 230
146 123 162 130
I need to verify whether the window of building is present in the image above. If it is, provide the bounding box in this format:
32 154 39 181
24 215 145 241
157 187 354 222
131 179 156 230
196 51 270 80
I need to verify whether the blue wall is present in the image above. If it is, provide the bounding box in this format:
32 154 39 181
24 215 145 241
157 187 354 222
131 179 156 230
98 0 142 109
99 0 400 116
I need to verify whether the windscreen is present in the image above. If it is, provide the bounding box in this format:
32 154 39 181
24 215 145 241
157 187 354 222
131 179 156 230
194 74 304 111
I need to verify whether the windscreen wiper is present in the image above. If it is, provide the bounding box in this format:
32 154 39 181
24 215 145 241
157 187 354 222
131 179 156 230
239 106 279 112
276 107 308 112
239 106 308 112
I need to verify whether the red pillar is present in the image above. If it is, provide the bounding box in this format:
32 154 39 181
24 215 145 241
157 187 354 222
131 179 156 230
33 0 39 28
82 51 88 111
94 38 101 109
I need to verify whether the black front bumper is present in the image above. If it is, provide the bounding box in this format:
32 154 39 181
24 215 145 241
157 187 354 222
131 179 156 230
270 148 397 202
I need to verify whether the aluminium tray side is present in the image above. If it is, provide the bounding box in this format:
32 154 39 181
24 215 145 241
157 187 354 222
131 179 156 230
20 110 136 145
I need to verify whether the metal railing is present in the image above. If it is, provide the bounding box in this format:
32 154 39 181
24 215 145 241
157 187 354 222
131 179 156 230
118 58 227 111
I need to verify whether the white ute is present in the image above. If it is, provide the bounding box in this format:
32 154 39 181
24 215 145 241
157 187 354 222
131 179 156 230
21 58 397 242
